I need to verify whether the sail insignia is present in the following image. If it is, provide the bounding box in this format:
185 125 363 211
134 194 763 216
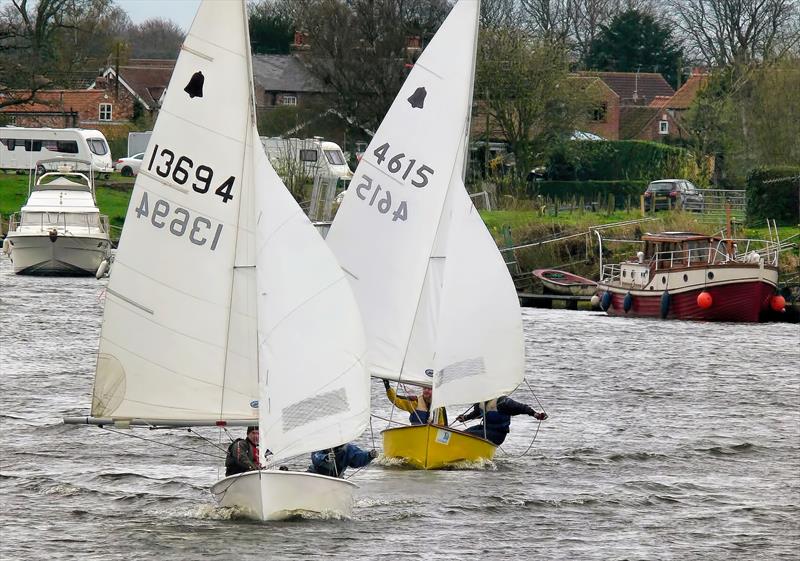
407 86 427 109
184 71 205 98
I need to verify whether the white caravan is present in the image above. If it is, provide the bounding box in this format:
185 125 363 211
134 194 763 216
260 137 353 221
0 127 114 173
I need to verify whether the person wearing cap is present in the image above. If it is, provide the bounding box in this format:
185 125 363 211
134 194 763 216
225 426 262 476
383 371 448 425
455 396 547 445
308 443 378 478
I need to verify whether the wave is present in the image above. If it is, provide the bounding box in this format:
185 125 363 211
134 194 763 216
697 442 757 456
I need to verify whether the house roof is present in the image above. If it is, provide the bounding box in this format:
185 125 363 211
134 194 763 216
251 54 327 93
577 71 675 104
619 105 661 139
99 59 175 110
0 90 109 114
665 72 708 110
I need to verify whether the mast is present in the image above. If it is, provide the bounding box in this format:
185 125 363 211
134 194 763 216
461 0 480 182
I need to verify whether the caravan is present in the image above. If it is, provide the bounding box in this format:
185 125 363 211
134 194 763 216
260 137 353 221
0 127 114 174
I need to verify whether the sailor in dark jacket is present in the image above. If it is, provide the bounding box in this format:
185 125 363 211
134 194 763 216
225 425 262 476
456 397 548 445
308 443 378 478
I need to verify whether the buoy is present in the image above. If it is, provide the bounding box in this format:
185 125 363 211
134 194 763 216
590 294 600 308
600 291 613 311
48 229 58 242
660 291 670 319
2 238 10 255
771 294 786 312
623 292 633 312
697 291 713 309
96 259 109 279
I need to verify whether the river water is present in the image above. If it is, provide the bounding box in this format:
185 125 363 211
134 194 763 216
1 256 798 560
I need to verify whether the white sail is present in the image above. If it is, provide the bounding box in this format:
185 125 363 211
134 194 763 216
325 0 480 386
252 138 369 462
91 2 258 421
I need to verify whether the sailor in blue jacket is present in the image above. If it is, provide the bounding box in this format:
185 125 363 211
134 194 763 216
456 396 548 445
308 443 378 478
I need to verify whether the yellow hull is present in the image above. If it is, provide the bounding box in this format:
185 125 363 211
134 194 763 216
382 425 496 469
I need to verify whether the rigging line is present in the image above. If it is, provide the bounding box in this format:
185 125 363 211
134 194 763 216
524 377 547 415
370 412 410 427
498 419 541 459
187 428 229 452
369 415 376 450
99 426 225 460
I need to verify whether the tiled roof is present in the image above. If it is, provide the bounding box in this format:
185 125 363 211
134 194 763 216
0 90 107 113
665 73 708 110
619 105 660 139
251 54 327 93
104 59 176 109
577 71 675 104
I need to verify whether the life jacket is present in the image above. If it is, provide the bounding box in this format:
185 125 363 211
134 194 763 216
479 400 511 433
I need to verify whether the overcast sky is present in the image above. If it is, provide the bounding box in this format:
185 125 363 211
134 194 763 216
116 0 202 31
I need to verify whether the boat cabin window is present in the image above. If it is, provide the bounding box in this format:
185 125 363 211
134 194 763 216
21 212 100 227
324 149 346 166
88 138 108 156
686 240 709 264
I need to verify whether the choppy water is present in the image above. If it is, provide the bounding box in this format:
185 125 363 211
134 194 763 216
1 256 798 560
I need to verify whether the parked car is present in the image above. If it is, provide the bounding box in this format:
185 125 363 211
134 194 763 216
114 153 144 176
644 179 704 211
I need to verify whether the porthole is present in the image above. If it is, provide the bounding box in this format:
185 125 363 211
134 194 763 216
683 274 688 282
708 272 714 280
623 270 627 278
661 276 667 284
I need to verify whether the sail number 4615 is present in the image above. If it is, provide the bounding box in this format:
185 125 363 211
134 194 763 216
372 142 434 188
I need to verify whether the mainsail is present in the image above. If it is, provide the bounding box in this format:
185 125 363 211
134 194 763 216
89 0 370 461
326 0 524 409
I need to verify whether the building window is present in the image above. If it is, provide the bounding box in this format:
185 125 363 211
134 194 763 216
659 120 669 135
592 102 608 122
281 95 297 106
99 103 113 121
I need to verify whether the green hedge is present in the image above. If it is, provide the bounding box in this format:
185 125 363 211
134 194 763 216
548 140 702 182
532 180 648 208
746 166 800 225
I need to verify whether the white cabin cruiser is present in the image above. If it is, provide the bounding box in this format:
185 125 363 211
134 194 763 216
3 158 111 275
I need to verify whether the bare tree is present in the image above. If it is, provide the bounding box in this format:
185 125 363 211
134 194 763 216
125 18 184 59
287 0 449 132
521 0 573 42
0 0 126 108
672 0 800 67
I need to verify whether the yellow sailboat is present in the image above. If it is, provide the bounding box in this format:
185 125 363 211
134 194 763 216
382 425 496 469
326 0 527 470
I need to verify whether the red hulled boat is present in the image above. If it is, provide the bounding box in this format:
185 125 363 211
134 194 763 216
596 232 780 322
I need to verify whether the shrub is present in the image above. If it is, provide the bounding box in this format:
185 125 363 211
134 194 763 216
547 140 703 182
531 179 648 208
746 166 800 225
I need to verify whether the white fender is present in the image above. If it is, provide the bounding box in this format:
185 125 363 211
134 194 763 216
2 238 10 256
95 259 109 279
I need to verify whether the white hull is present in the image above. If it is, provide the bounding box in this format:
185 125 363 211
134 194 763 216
210 469 357 521
5 232 110 275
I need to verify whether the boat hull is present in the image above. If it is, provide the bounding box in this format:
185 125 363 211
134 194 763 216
382 425 496 469
533 269 597 296
599 277 778 322
210 469 357 521
5 232 110 275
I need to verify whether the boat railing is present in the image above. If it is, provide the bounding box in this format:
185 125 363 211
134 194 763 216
600 263 621 282
650 240 780 270
15 211 108 235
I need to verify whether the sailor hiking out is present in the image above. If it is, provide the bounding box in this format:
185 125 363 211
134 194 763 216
456 397 547 445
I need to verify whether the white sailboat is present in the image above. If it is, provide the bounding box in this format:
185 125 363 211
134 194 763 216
64 0 370 520
325 0 526 469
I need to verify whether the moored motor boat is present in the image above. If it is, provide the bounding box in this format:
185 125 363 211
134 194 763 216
596 231 780 322
4 158 111 275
